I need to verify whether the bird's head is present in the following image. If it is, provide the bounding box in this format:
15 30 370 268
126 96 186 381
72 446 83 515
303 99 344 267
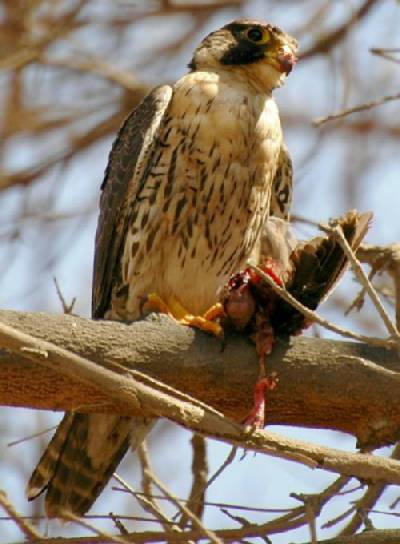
189 19 298 92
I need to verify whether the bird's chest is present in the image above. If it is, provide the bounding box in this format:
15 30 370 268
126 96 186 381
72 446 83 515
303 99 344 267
153 80 282 309
174 80 282 178
167 80 282 254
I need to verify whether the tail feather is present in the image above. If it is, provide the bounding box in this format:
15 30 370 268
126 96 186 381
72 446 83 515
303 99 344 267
26 413 74 500
27 413 153 518
44 414 132 518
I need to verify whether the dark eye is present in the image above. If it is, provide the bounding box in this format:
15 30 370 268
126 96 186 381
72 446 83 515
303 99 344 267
244 27 270 44
247 28 264 42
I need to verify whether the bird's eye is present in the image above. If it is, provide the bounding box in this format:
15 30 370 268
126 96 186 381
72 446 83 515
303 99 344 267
245 27 269 44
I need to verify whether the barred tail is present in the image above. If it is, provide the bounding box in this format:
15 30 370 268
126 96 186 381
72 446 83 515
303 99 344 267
26 413 153 518
27 413 75 500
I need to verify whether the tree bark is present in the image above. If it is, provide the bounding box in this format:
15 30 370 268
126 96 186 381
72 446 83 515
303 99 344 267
1 309 399 449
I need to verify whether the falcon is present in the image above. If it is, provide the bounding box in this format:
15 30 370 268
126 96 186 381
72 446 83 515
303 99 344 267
26 19 298 517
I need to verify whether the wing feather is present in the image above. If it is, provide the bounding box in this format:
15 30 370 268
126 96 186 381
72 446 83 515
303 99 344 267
92 85 173 318
269 143 293 221
25 87 173 517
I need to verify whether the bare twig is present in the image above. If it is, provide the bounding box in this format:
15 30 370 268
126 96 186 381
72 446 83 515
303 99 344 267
0 490 41 540
370 47 400 65
320 224 400 344
111 490 292 515
322 505 356 530
206 446 238 492
137 442 154 503
40 55 142 91
300 0 380 60
53 277 76 315
313 92 400 126
113 473 178 535
247 262 397 350
7 425 57 447
344 264 379 316
298 529 400 543
357 243 400 330
291 494 319 544
60 509 130 544
339 443 400 536
108 513 129 536
180 434 208 526
145 469 223 544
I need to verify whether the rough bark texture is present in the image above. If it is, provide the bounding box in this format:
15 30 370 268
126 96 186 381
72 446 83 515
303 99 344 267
1 309 399 449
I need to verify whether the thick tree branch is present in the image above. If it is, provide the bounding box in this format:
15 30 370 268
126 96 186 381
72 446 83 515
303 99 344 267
1 309 400 452
299 529 400 544
18 525 400 544
3 309 400 542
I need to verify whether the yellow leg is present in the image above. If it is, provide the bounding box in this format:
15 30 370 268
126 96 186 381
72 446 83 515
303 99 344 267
203 303 225 321
145 293 171 315
145 293 224 336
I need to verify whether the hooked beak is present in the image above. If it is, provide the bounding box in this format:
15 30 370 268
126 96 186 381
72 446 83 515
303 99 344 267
276 47 297 75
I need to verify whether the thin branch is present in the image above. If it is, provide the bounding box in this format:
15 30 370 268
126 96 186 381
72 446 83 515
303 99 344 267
291 494 318 544
137 442 154 503
111 490 292 515
0 490 41 540
180 434 208 526
313 92 400 126
370 47 400 65
53 277 76 315
147 469 223 544
7 425 57 447
344 262 380 316
108 513 129 536
135 443 186 538
206 446 238 493
300 0 380 60
320 224 400 344
247 262 396 350
22 473 351 543
322 505 356 530
339 443 400 536
113 473 178 535
298 529 400 544
60 510 130 544
357 243 400 330
39 55 142 91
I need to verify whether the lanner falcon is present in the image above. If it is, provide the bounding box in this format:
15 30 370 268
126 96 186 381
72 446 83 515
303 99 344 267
27 19 298 517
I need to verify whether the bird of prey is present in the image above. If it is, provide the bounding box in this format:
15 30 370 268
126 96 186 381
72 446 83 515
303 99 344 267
26 19 298 518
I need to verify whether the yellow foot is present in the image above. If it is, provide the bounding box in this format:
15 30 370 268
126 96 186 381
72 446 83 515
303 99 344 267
145 293 224 336
145 293 171 315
